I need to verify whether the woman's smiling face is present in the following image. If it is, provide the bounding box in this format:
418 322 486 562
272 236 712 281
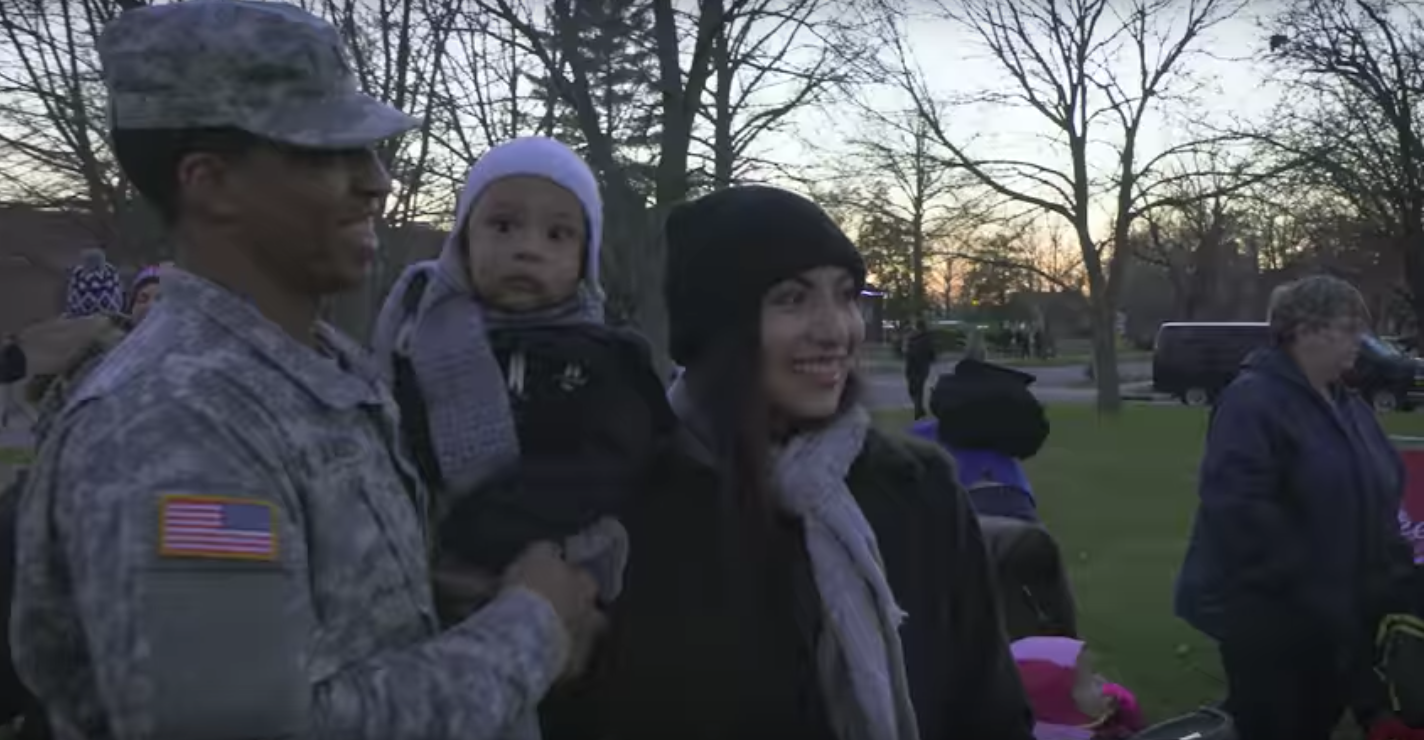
760 265 864 423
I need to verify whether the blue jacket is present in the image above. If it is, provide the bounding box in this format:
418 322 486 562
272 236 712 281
908 420 1038 521
1175 347 1414 650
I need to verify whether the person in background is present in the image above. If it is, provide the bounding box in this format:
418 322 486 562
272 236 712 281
2 273 166 740
23 314 132 443
903 318 936 419
125 265 161 324
910 359 1049 522
569 185 1034 739
62 248 124 319
0 469 47 740
964 326 988 361
1175 275 1415 740
0 334 26 428
12 3 599 739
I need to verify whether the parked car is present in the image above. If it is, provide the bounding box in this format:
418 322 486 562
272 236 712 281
1384 334 1418 355
1151 321 1424 411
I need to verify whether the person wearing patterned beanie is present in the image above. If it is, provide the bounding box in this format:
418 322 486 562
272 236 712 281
63 248 123 318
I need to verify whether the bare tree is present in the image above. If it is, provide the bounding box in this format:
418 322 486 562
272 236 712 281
883 0 1278 412
0 0 128 244
828 111 980 317
310 0 461 227
287 0 465 335
472 0 730 361
699 0 864 187
438 6 554 159
956 217 1087 299
0 0 466 305
1263 0 1424 343
1132 149 1260 320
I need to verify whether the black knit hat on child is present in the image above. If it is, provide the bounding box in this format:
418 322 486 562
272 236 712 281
663 185 866 366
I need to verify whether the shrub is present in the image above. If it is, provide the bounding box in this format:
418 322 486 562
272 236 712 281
930 326 966 352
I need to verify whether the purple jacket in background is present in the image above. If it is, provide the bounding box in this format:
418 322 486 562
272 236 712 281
910 419 1036 506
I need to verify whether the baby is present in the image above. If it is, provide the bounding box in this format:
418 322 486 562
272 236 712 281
372 137 674 602
1012 636 1144 740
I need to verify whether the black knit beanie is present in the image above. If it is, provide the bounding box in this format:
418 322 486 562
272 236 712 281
664 185 866 366
931 359 1049 460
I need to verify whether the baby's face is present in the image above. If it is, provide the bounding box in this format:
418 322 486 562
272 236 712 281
464 176 587 312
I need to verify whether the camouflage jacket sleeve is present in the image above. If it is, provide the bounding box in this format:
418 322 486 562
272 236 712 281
314 587 569 740
37 385 568 740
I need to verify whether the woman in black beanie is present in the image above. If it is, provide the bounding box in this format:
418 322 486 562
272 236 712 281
567 185 1033 740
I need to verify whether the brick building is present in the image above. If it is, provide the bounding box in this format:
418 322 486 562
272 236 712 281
0 204 108 339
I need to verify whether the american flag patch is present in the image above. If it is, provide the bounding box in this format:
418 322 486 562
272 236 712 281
158 495 278 561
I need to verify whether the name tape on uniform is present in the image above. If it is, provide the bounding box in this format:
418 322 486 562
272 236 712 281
158 495 278 562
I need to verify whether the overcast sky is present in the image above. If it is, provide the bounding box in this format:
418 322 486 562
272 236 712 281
768 2 1288 239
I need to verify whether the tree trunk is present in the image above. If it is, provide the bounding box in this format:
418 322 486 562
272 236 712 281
911 219 925 316
1077 221 1122 414
1406 236 1424 353
1089 294 1122 414
1241 236 1261 320
601 198 671 378
636 208 671 380
711 25 734 189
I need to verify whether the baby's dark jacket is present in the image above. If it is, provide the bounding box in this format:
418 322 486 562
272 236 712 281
437 323 677 571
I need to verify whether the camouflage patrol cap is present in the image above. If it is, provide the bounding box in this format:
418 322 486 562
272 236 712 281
97 0 418 149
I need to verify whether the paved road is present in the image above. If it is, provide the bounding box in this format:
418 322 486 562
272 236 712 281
0 361 1158 436
862 360 1155 410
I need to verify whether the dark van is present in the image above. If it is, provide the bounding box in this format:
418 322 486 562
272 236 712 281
1152 321 1424 411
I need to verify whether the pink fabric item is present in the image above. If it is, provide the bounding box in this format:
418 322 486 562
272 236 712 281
1013 637 1095 725
1012 637 1145 740
1094 683 1145 738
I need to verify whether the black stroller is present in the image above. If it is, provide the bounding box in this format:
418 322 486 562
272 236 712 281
920 359 1073 638
977 514 1078 641
937 362 1237 739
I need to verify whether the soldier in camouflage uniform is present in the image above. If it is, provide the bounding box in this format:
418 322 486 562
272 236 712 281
10 2 600 739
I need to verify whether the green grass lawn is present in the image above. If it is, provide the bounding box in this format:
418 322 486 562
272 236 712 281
993 349 1152 368
874 404 1424 725
0 443 32 496
858 349 1151 374
0 446 33 466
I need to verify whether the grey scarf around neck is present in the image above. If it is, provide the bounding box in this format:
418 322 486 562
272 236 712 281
666 377 921 740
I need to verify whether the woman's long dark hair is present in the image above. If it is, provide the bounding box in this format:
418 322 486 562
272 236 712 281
684 323 780 554
682 315 863 558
